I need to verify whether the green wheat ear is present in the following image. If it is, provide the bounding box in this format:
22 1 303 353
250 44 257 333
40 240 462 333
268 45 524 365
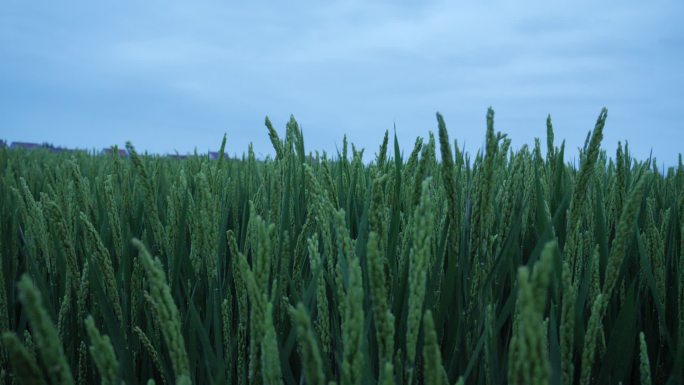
84 316 119 385
2 332 47 385
340 217 366 385
80 212 123 325
423 310 446 385
604 174 648 300
639 332 653 385
17 274 75 385
508 241 554 385
289 303 325 385
436 112 459 259
379 362 395 385
265 116 284 160
567 107 607 234
560 261 577 385
406 178 435 381
367 231 395 369
0 247 10 334
132 239 191 384
580 294 604 385
133 326 165 383
261 300 283 385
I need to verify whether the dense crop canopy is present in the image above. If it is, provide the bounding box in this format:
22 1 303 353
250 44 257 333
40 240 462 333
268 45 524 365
0 110 683 385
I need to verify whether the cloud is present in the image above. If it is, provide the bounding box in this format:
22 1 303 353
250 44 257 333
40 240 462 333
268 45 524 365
0 0 682 163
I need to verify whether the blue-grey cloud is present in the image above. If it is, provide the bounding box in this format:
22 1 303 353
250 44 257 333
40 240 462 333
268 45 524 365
1 0 682 164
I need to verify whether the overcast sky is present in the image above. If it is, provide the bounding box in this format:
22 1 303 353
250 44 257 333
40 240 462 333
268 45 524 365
1 0 682 164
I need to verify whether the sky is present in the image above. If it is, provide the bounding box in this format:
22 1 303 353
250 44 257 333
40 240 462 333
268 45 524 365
1 0 683 164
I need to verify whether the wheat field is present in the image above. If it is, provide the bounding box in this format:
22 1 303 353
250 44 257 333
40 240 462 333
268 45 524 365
0 109 682 385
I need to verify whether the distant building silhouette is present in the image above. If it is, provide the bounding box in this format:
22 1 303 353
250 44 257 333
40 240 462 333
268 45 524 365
10 142 41 150
42 143 69 153
5 141 227 160
10 142 65 152
103 147 128 157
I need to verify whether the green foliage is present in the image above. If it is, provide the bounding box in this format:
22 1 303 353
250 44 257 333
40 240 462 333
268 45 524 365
0 110 681 384
508 242 554 385
133 239 191 384
17 275 74 385
1 333 47 385
84 316 119 385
